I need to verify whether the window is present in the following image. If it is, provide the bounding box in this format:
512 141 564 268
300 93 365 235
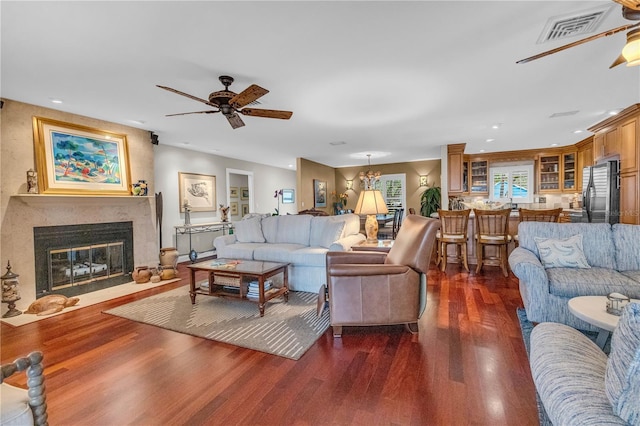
374 173 406 213
490 165 534 203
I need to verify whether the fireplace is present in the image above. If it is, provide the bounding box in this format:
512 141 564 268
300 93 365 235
34 222 134 298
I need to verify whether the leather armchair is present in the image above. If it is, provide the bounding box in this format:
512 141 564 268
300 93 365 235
325 215 440 337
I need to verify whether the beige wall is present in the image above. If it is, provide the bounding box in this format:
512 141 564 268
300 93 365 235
333 159 441 214
296 158 336 214
1 99 157 312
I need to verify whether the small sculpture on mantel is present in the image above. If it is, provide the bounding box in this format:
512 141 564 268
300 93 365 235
27 169 38 194
219 204 230 222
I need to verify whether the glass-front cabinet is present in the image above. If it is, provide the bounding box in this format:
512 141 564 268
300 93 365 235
538 154 560 192
563 152 576 191
470 160 488 194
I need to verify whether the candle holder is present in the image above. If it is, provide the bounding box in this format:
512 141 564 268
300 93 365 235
1 261 22 318
606 292 631 316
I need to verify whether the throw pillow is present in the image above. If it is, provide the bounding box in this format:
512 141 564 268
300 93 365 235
234 217 265 243
605 303 640 424
534 234 591 269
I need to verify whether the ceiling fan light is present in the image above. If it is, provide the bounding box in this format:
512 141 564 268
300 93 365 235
622 29 640 66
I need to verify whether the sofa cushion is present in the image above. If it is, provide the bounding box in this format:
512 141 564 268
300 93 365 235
534 234 590 269
620 271 640 288
289 247 330 267
518 222 616 269
310 218 345 248
613 224 640 272
260 215 312 245
606 303 640 424
261 216 279 243
217 243 267 260
253 244 306 263
234 217 265 243
547 268 640 298
530 322 625 425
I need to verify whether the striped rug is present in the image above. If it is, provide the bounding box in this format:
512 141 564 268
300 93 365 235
104 286 329 360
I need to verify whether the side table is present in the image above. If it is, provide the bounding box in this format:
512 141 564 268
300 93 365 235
353 240 394 253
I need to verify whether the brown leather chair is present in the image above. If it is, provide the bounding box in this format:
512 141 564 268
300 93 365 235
324 215 439 337
436 209 470 272
474 208 512 277
513 207 562 247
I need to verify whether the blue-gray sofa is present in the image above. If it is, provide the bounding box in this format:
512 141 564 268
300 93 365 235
509 222 640 331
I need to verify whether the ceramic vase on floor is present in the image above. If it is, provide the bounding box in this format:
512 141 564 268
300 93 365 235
132 266 152 284
159 247 179 279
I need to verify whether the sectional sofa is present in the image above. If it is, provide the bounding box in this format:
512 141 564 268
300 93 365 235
509 222 640 330
214 213 365 293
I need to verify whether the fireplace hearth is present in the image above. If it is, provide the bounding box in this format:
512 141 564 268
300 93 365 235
34 222 134 298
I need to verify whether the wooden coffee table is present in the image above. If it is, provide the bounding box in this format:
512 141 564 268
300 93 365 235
187 259 289 317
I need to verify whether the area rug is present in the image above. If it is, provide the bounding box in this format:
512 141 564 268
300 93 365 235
0 278 180 327
104 287 330 360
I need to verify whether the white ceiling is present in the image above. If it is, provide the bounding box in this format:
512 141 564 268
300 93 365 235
2 1 639 170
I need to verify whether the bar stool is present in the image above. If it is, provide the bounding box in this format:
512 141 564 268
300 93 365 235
514 207 562 247
436 209 470 272
474 208 512 277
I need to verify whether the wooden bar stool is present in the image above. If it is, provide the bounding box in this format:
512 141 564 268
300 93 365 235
436 209 470 272
514 207 562 247
474 208 512 277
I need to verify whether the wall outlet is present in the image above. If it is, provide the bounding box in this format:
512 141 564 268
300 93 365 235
538 196 546 204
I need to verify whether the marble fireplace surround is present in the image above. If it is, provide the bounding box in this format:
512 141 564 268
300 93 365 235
3 195 158 311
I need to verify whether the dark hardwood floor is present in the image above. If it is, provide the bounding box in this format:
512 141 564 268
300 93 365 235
1 261 538 425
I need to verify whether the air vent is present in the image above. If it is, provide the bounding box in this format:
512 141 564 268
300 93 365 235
549 110 579 118
537 6 613 44
329 141 346 146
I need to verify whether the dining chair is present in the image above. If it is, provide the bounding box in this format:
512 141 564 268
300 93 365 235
474 208 512 277
436 209 471 272
514 207 562 247
379 208 403 240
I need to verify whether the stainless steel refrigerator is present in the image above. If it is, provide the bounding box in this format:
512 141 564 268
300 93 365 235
581 160 620 224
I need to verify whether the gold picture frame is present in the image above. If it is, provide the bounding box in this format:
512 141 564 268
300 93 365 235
178 172 216 212
229 186 239 199
242 204 249 216
32 116 132 195
230 202 239 215
240 187 249 200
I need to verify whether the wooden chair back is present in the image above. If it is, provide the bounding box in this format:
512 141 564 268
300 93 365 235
437 209 470 240
518 208 562 223
474 208 511 243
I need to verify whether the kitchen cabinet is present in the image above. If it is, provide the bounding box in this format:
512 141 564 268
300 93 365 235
538 154 561 192
469 160 488 194
562 152 576 191
594 127 619 162
620 172 638 224
447 143 466 194
620 117 638 174
576 137 593 192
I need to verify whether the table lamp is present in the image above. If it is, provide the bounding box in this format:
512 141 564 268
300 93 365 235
354 189 389 243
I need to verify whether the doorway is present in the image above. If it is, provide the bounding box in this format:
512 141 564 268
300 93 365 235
226 168 254 220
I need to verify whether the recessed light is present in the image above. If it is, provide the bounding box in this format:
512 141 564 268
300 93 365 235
573 130 583 134
182 142 190 145
479 149 485 153
288 164 294 168
550 143 558 146
128 119 146 125
608 110 620 116
491 123 502 129
485 138 495 142
50 99 63 104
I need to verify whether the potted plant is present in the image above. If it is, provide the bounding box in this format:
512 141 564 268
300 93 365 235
420 185 441 218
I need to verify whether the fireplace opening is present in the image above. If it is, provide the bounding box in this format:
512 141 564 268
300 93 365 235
34 222 134 298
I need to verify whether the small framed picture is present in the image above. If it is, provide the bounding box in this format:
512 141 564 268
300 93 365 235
230 202 239 215
314 180 327 208
242 204 249 216
240 187 249 200
282 189 295 204
229 186 239 199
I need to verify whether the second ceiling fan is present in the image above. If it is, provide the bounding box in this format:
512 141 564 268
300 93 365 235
517 0 640 68
157 75 293 129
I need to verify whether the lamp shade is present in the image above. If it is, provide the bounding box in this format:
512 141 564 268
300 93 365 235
622 28 640 67
353 190 389 215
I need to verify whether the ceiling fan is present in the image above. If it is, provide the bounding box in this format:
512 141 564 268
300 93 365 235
157 76 293 129
517 0 640 68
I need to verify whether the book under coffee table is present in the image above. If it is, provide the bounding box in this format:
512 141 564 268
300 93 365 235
187 259 289 317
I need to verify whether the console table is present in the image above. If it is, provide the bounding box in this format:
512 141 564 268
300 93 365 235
174 222 232 262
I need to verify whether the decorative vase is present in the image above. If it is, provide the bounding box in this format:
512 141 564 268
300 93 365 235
132 180 148 196
132 266 152 284
160 267 177 280
159 247 179 269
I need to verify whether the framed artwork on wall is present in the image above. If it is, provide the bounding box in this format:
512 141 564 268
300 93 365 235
240 187 249 200
178 172 216 212
230 202 239 215
242 204 249 216
32 116 132 195
282 189 295 204
314 179 327 208
229 186 239 199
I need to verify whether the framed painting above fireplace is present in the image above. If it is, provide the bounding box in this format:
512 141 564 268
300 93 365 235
32 117 133 195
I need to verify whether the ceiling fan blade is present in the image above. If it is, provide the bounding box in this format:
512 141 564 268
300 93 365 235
165 110 220 117
156 85 219 108
612 0 640 11
516 23 640 64
610 54 628 68
229 84 269 109
240 108 293 120
226 112 245 129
